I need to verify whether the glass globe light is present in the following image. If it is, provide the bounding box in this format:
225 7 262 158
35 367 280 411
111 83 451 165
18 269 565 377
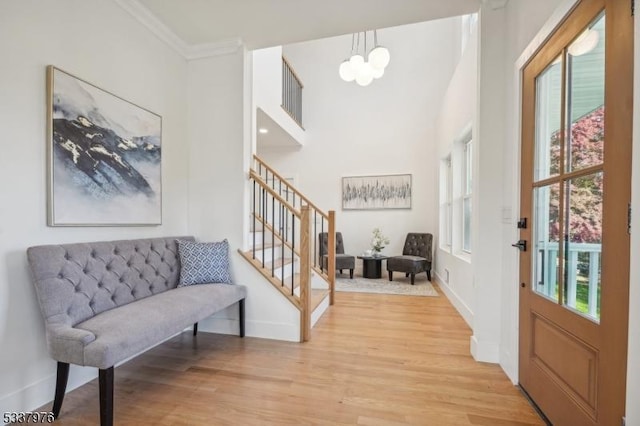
372 67 384 79
355 74 374 86
349 54 365 74
368 46 390 70
339 60 356 82
568 28 599 56
355 62 374 86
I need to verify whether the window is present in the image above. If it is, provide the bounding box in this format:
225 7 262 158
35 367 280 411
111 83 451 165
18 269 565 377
439 156 453 250
462 139 472 253
439 127 472 258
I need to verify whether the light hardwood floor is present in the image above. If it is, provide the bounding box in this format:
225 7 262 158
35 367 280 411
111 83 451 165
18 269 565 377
45 284 544 425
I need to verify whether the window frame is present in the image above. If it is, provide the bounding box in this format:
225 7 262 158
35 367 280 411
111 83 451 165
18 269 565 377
439 156 453 251
462 137 473 254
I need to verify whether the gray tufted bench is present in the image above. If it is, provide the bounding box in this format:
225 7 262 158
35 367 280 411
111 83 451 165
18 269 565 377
27 236 247 426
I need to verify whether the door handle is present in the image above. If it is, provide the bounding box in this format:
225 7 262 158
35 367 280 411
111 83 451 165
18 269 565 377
511 240 527 251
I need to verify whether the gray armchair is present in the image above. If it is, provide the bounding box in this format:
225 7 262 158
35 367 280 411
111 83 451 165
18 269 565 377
319 232 355 279
387 233 433 284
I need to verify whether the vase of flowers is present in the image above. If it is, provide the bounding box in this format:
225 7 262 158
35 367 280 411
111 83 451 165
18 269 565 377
371 228 390 256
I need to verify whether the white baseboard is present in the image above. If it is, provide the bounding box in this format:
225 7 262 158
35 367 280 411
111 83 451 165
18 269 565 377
0 329 192 425
198 316 299 342
434 273 474 327
197 316 242 335
246 319 299 341
500 348 518 384
0 365 96 425
470 335 500 363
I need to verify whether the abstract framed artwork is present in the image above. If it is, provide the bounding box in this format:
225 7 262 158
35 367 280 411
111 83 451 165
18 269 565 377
47 66 162 226
342 174 412 210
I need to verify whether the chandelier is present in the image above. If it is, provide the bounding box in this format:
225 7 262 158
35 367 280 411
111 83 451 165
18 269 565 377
339 30 390 87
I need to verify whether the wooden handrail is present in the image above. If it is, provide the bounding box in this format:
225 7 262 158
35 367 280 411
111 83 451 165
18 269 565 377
249 170 301 218
247 157 336 342
328 210 336 306
282 56 304 88
253 155 329 220
300 205 311 342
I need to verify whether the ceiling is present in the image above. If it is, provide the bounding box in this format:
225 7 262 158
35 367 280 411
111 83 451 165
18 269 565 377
137 0 480 49
127 0 481 149
256 108 301 150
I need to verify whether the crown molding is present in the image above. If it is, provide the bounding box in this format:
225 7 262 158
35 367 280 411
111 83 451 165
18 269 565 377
482 0 508 10
114 0 243 59
185 38 244 60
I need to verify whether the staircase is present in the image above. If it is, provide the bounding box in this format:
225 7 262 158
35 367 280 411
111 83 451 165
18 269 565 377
239 155 336 342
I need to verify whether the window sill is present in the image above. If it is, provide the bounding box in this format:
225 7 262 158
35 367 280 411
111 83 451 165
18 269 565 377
439 245 452 253
453 250 472 264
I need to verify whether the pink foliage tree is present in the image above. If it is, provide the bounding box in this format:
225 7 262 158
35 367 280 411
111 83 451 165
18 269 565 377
548 106 604 244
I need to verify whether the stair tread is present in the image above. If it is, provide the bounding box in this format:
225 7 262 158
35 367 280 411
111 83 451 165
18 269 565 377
252 241 283 250
265 256 296 269
269 273 301 290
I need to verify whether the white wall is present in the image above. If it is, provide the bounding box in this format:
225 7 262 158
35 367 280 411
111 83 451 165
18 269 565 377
259 19 459 258
499 0 575 382
470 3 508 364
434 27 477 327
252 46 306 146
432 0 575 380
0 0 189 415
187 50 301 342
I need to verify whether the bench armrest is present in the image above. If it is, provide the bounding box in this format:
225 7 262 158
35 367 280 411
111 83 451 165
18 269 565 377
46 324 96 366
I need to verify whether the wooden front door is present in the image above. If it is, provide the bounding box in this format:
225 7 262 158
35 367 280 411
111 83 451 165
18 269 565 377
518 0 632 424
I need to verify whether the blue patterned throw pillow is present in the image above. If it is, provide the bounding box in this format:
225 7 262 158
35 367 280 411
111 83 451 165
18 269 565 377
177 239 232 286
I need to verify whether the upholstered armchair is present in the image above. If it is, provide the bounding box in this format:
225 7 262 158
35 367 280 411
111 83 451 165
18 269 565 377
319 232 355 279
387 233 433 284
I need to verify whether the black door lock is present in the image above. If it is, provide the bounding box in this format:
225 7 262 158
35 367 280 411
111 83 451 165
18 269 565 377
511 240 527 251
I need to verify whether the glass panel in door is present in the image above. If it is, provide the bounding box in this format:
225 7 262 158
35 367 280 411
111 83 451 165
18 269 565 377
534 56 562 181
532 183 561 300
564 172 603 320
566 14 605 173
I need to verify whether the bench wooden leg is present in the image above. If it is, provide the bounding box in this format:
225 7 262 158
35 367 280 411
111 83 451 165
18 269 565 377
193 322 198 336
427 269 431 281
52 362 69 419
99 367 114 426
239 299 245 337
410 273 415 285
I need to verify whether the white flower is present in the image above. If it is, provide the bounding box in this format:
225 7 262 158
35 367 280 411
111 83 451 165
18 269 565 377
371 228 390 251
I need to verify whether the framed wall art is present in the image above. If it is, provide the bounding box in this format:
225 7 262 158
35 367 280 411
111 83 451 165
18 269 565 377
47 66 162 226
342 174 412 210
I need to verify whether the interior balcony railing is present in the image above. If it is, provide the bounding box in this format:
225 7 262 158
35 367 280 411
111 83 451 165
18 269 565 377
243 155 334 341
282 56 303 128
535 242 601 319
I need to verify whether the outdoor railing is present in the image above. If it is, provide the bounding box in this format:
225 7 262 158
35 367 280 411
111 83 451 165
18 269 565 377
535 242 601 318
